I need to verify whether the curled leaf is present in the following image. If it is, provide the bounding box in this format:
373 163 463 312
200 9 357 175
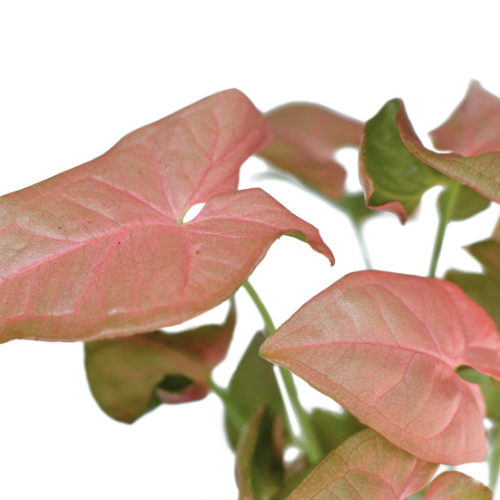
397 101 500 204
286 429 438 500
258 103 363 200
430 81 500 156
422 471 492 500
85 301 235 423
359 99 443 223
0 88 334 343
261 270 500 464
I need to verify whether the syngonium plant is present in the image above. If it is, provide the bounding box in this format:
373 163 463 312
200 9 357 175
2 81 500 499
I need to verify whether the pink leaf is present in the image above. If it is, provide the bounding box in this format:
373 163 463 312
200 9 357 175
286 429 438 500
430 81 500 156
258 104 363 200
85 301 235 423
396 101 500 204
422 471 492 500
0 90 334 343
261 270 500 464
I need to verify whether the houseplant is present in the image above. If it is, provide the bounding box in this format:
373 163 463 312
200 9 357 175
1 81 499 499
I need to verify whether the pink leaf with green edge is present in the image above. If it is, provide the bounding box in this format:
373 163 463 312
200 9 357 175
85 301 236 424
258 103 363 200
286 429 438 500
430 81 500 156
396 101 500 204
0 90 334 343
261 270 500 465
422 471 492 500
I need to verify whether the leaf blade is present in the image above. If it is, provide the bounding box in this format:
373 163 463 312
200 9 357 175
261 270 500 464
422 471 492 500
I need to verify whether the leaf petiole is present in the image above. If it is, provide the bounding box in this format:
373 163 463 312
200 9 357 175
243 280 323 465
429 181 461 277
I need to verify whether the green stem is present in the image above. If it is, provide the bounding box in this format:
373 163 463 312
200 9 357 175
208 377 246 431
353 221 372 270
429 182 461 278
243 280 323 465
489 424 500 492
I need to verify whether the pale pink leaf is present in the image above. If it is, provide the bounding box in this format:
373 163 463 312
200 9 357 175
422 471 492 500
396 101 500 204
430 81 500 156
261 270 500 464
287 429 438 500
0 91 333 343
258 104 363 200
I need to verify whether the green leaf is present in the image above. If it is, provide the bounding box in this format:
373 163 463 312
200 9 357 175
438 184 490 221
235 408 286 500
445 270 500 331
85 301 235 423
467 239 500 282
360 99 444 223
310 408 365 456
224 333 285 449
336 192 377 226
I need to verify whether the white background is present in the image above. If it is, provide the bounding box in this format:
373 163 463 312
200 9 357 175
1 1 500 498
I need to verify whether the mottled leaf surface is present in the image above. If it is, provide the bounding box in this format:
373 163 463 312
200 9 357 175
359 99 444 223
430 81 500 156
0 88 334 343
258 103 363 200
261 270 500 464
235 408 285 500
397 102 500 204
85 302 235 423
286 429 438 500
224 332 285 449
422 471 492 500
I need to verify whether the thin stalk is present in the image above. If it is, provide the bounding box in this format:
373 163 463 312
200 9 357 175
243 280 323 465
489 424 500 492
353 221 372 270
208 377 246 431
429 182 461 277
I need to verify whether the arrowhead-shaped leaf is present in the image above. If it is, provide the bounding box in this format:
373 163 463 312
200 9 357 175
422 471 492 500
430 81 500 156
0 89 334 343
85 301 235 423
261 270 500 464
235 407 286 500
397 101 500 204
310 408 365 457
359 99 444 223
258 103 363 200
285 429 438 500
224 332 285 450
